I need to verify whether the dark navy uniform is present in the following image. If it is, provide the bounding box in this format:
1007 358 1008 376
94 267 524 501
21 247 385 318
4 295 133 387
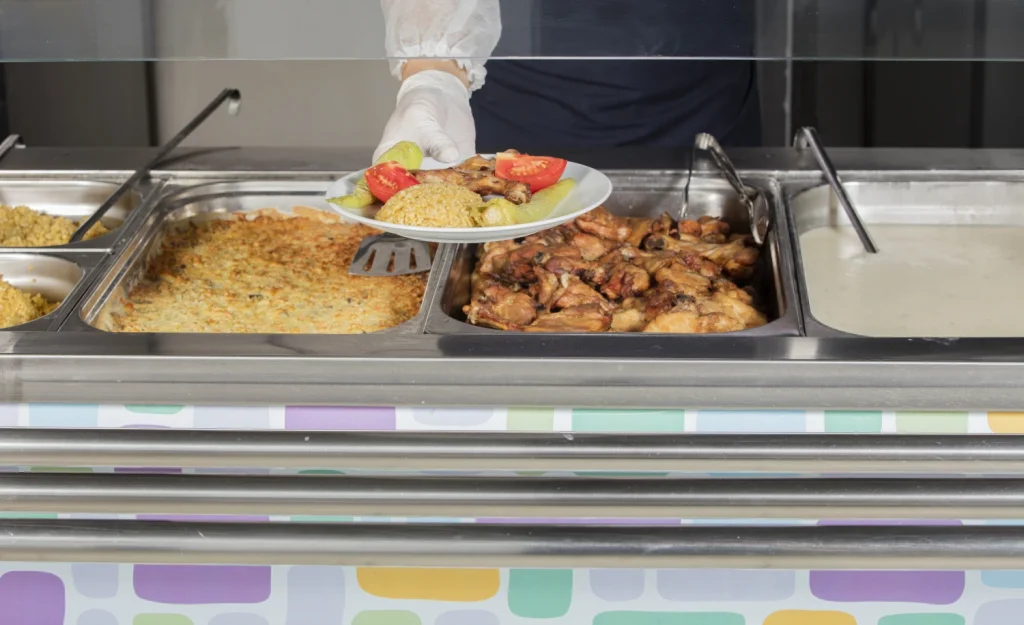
472 0 760 152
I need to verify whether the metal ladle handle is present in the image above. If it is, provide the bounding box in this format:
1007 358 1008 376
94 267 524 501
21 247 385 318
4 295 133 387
0 134 24 164
794 127 878 254
70 88 242 243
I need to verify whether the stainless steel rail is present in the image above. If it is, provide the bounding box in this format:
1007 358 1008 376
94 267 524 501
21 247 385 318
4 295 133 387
2 429 1022 473
3 472 1024 518
0 520 1021 568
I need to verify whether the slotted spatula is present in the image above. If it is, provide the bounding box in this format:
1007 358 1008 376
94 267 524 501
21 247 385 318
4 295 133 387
349 233 432 276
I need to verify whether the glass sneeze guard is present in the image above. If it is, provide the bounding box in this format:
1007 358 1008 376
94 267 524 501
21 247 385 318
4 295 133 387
0 0 1021 63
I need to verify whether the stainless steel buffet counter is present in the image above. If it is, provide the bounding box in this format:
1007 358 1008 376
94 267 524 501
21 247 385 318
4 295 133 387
1 146 1022 409
0 146 1024 585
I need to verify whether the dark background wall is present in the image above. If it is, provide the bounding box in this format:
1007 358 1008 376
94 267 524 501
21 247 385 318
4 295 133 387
4 59 1020 150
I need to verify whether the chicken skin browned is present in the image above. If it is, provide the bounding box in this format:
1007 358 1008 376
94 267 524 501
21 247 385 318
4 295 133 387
413 169 532 205
462 206 768 334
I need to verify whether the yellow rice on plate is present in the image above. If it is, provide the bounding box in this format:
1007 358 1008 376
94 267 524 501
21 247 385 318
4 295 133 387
375 183 482 228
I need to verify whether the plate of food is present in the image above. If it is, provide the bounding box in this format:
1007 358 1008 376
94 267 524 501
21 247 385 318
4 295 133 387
325 142 613 243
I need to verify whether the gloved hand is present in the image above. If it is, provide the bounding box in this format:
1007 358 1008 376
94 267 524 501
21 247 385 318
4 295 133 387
373 70 475 165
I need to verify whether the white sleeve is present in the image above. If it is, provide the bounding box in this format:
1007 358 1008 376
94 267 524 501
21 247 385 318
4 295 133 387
381 0 502 91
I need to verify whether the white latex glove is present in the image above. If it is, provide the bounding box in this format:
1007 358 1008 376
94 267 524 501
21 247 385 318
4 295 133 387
373 70 475 164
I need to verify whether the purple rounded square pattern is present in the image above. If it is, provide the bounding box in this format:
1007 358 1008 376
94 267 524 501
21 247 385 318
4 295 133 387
133 565 271 605
809 570 965 605
0 571 65 625
285 406 396 431
477 517 680 526
810 519 965 604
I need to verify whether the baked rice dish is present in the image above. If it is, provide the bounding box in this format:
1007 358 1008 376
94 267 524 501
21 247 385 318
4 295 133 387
110 209 427 334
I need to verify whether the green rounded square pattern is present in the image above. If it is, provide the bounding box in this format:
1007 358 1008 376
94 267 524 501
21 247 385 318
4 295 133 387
825 411 883 433
895 412 969 434
507 407 555 431
572 410 686 432
509 569 573 618
353 611 421 625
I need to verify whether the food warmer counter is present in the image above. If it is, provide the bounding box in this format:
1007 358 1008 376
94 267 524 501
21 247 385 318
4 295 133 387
2 146 1024 623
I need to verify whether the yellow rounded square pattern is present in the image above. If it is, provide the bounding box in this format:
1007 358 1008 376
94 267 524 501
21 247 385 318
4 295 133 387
764 611 857 625
356 568 500 602
988 412 1024 434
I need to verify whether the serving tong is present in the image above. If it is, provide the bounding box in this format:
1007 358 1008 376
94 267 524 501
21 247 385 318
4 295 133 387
683 133 771 245
794 126 878 253
70 88 242 243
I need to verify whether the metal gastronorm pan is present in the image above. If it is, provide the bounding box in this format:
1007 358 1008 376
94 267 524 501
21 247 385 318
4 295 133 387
63 180 444 334
0 178 153 251
426 175 801 337
788 178 1024 338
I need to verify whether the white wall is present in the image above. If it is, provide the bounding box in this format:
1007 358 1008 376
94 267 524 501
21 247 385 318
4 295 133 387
154 60 397 149
152 0 396 149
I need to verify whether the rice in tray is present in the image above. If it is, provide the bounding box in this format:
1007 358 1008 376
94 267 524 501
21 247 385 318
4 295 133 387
0 278 59 328
0 205 108 247
375 183 481 228
110 209 427 334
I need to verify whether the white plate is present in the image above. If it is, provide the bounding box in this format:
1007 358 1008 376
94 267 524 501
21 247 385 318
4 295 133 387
324 156 613 243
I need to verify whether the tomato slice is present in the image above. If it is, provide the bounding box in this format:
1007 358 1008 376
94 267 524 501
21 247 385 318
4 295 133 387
494 152 568 193
365 162 419 203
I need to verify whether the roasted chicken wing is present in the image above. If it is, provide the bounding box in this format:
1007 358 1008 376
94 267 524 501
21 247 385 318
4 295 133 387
461 207 767 335
414 169 532 205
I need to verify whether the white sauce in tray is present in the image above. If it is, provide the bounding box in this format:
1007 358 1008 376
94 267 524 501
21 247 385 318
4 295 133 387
800 224 1024 337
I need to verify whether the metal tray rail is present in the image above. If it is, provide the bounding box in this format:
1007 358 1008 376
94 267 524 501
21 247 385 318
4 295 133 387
0 177 163 252
5 428 1024 475
3 472 1024 520
425 175 802 337
786 177 1024 338
63 180 445 334
0 252 107 331
0 518 1022 569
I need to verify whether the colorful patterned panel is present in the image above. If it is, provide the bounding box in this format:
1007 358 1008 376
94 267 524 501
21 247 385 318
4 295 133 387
975 599 1024 625
0 571 65 625
572 409 686 432
594 612 745 625
508 569 573 618
824 411 883 433
133 565 271 604
878 615 965 625
0 403 1019 623
987 412 1024 434
763 611 856 625
285 406 396 430
657 570 795 602
356 568 499 601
